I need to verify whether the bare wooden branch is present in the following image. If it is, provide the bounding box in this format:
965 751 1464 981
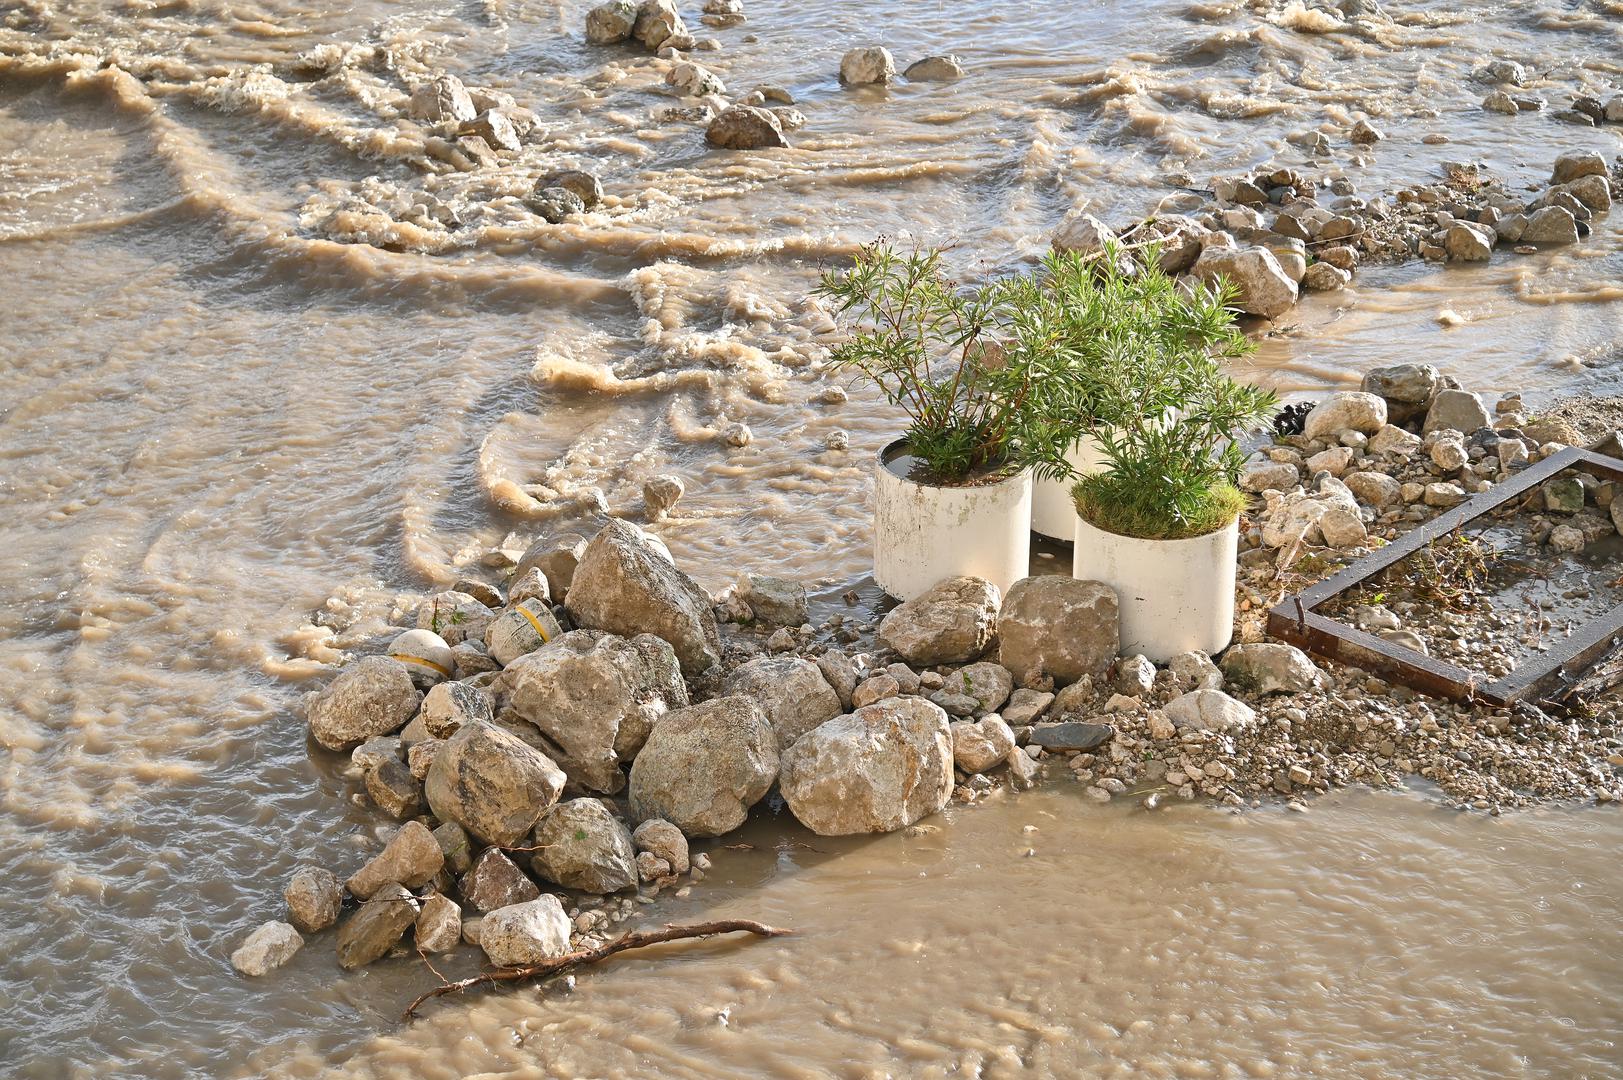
401 919 794 1020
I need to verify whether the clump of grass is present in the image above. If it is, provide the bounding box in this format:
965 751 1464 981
1074 478 1247 542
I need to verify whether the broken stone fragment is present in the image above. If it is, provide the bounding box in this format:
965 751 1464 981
705 105 789 149
231 921 304 977
415 893 462 954
951 715 1017 773
631 818 689 875
1220 643 1322 695
460 848 542 913
878 575 1000 666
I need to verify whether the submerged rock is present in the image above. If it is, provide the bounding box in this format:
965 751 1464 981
779 697 954 836
336 883 419 969
705 105 789 149
231 921 304 977
840 47 896 85
529 798 638 893
628 695 779 837
905 55 965 81
877 576 1000 665
997 577 1117 686
480 896 573 967
721 656 842 747
346 820 444 899
424 722 566 847
408 74 476 124
495 629 687 794
527 186 585 224
459 110 521 153
568 520 721 677
305 657 422 752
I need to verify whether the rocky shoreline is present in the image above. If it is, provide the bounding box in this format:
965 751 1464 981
233 362 1623 983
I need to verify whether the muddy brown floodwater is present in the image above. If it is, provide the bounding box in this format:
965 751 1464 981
2 0 1622 1076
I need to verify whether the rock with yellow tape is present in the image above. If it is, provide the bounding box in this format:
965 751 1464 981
387 628 455 690
485 598 564 667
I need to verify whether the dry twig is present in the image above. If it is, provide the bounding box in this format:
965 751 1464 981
401 919 794 1020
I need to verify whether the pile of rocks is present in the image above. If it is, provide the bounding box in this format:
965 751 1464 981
1055 153 1619 320
1472 61 1623 128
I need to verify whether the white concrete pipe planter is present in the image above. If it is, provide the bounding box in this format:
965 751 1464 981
1072 513 1238 662
1031 433 1108 541
874 439 1032 602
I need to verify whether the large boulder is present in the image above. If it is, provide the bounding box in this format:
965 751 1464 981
424 722 566 847
495 630 688 793
335 883 419 969
1190 244 1299 319
997 577 1118 686
346 820 445 899
779 698 954 836
1220 643 1322 694
529 799 638 893
628 696 779 837
705 105 789 149
567 520 721 677
481 896 574 967
721 657 842 747
877 576 1000 665
305 657 422 752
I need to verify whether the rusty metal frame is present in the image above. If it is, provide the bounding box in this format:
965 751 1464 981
1266 445 1623 707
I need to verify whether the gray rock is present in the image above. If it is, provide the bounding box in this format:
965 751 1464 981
1521 205 1579 244
433 821 474 875
940 661 1014 713
1482 90 1518 114
721 656 842 747
424 722 566 847
415 893 462 954
419 681 494 740
284 866 342 933
1005 745 1041 791
1302 262 1351 291
231 921 304 977
365 757 422 819
1220 643 1322 694
997 577 1118 685
1052 212 1117 257
1115 654 1156 697
351 735 402 775
1552 151 1606 185
543 170 604 209
840 46 896 85
779 698 953 836
631 818 689 875
816 651 858 711
1167 651 1224 692
878 576 1000 665
460 848 541 913
568 520 721 677
666 61 725 98
632 0 686 50
306 657 422 753
480 895 573 967
1001 687 1054 725
1190 244 1299 319
458 110 520 153
705 105 789 149
951 715 1017 773
1027 721 1113 752
527 186 585 224
1361 363 1441 423
739 574 808 625
335 883 419 969
1345 471 1402 507
495 629 687 794
1444 221 1494 262
1543 475 1585 514
1303 392 1387 439
1164 689 1255 732
585 0 638 43
929 690 978 717
1423 389 1491 435
347 820 445 899
628 695 779 837
408 75 476 125
514 533 587 601
905 55 965 81
529 798 638 893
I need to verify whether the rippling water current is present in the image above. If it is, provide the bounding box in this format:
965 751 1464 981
2 0 1621 1075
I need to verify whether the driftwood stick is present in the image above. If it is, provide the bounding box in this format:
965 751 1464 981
402 919 794 1020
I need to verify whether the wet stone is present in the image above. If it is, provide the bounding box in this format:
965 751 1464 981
461 848 542 913
231 921 304 977
335 883 419 969
414 893 462 954
284 866 342 933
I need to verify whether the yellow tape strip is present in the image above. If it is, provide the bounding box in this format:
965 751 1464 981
395 653 452 677
517 604 553 644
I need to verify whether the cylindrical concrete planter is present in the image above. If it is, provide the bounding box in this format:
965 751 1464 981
1031 434 1108 541
874 439 1032 602
1072 513 1238 662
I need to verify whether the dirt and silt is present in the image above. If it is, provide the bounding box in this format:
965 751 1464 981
3 0 1623 1075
